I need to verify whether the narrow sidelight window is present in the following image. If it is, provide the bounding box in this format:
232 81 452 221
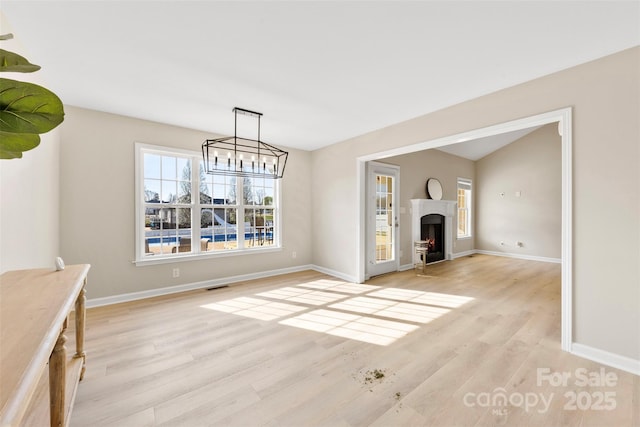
457 178 472 239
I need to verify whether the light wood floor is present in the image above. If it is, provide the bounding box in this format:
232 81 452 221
68 255 639 426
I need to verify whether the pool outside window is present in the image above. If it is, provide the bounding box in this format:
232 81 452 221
135 143 280 264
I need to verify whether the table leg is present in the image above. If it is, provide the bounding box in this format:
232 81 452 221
73 285 87 380
49 330 67 427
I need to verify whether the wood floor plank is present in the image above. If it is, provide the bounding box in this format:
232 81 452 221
67 255 638 426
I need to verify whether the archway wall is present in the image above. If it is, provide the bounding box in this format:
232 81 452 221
310 47 639 362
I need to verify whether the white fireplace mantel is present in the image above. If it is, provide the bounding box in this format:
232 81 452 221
410 199 457 265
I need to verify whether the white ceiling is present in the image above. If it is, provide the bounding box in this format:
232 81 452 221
435 126 542 161
2 1 639 151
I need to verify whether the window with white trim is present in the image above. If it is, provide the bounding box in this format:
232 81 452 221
136 144 280 262
457 177 472 239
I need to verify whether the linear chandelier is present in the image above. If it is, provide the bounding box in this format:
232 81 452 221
202 107 288 179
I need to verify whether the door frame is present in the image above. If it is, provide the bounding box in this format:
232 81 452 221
356 107 572 352
365 161 400 279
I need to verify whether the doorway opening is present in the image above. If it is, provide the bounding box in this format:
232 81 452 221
356 107 572 351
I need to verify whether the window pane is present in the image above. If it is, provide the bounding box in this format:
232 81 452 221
199 170 211 204
161 181 177 203
458 210 468 236
376 174 393 262
209 208 237 250
144 179 161 202
243 178 253 205
162 156 177 180
264 181 274 206
177 180 191 203
153 208 176 255
177 158 190 180
458 189 466 208
263 209 274 247
213 184 226 203
144 154 161 179
227 178 237 205
457 179 472 238
200 208 213 252
244 208 274 248
177 207 191 229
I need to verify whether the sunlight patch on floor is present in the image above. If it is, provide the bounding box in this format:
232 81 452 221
367 288 474 308
279 309 418 346
200 279 474 346
256 287 348 305
200 297 307 321
296 280 381 294
329 296 450 324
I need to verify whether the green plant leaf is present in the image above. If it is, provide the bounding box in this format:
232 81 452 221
0 34 14 41
0 130 40 159
0 49 41 73
0 78 64 134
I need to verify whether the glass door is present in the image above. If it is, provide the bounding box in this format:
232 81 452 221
366 162 399 278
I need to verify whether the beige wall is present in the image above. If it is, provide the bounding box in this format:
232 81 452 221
0 13 60 273
476 124 561 259
381 149 475 266
0 130 60 272
59 107 312 300
311 47 639 360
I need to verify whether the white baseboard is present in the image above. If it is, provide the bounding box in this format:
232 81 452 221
474 249 561 264
87 253 561 308
87 264 314 308
452 250 476 259
571 343 640 376
399 263 415 272
309 264 358 283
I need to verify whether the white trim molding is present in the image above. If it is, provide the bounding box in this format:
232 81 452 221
87 264 360 308
451 250 477 259
310 264 359 284
571 343 640 376
474 250 561 264
87 264 314 308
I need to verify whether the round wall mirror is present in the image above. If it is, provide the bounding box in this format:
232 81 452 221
426 178 443 200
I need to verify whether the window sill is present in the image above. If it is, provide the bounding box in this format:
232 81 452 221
457 236 472 240
133 246 283 266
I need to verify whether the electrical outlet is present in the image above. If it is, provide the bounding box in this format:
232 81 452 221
500 241 505 246
172 268 180 278
292 251 297 259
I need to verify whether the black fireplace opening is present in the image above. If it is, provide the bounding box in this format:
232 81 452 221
420 214 445 263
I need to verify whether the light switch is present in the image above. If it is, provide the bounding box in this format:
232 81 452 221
515 191 521 197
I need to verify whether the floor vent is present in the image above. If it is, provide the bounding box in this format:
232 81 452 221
206 285 229 291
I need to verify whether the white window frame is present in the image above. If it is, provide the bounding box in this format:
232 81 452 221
134 143 281 265
457 177 472 239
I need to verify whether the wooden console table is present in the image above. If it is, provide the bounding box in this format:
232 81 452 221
0 264 90 427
